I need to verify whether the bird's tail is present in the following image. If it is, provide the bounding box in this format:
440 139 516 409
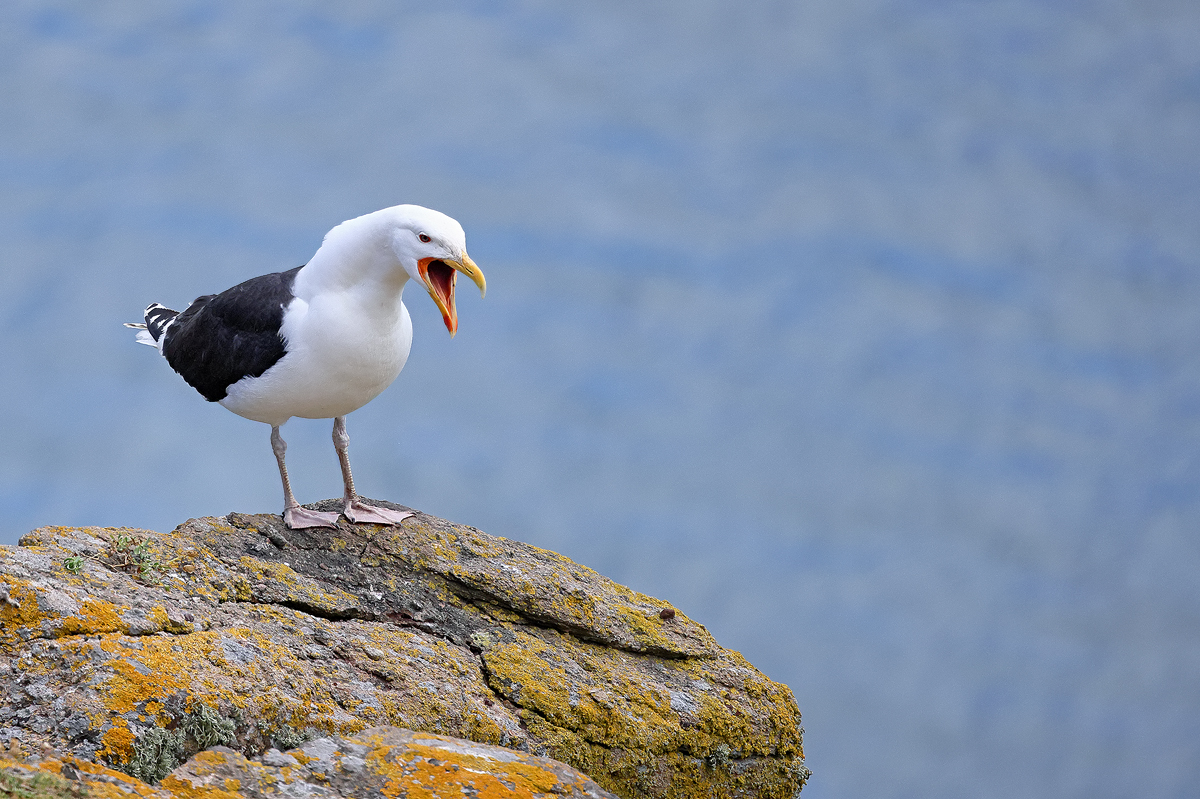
124 303 179 348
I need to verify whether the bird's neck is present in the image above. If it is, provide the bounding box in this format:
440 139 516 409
293 213 410 317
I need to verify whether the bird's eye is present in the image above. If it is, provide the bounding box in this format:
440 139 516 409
418 233 432 243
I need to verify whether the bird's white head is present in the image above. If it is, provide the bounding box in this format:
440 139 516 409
387 205 487 337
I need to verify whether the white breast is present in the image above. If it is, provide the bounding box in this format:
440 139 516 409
220 294 414 426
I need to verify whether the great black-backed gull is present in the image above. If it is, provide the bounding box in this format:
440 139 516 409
125 204 486 529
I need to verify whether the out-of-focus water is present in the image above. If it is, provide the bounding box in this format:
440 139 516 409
2 2 1199 797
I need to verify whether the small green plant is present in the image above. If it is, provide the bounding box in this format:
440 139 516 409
103 535 166 583
0 768 85 799
124 727 184 785
182 704 237 750
131 541 162 580
63 556 84 574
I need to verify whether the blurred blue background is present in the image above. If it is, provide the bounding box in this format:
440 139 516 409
2 1 1199 796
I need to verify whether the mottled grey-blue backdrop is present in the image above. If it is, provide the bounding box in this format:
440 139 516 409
2 2 1198 797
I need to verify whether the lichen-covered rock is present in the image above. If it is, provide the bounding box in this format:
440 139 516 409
0 503 809 798
0 726 618 798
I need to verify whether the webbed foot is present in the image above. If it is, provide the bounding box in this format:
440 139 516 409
283 506 342 529
342 500 412 526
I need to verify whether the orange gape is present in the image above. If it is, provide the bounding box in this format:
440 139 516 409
418 256 460 335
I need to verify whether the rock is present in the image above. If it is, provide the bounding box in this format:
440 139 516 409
0 503 810 798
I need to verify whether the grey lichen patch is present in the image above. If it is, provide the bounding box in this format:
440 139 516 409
118 704 240 784
124 726 184 784
265 723 315 753
704 742 733 771
181 704 237 751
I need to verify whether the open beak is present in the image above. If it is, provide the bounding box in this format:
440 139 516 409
417 252 487 337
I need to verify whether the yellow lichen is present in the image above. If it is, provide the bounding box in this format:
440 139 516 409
475 625 805 798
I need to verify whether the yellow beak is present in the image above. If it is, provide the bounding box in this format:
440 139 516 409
455 252 487 299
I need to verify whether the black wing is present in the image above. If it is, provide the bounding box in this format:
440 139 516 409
162 266 303 402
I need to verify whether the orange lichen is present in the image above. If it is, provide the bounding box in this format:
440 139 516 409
58 599 128 637
98 720 137 764
0 579 42 652
101 643 193 715
158 776 240 799
142 700 171 726
356 731 589 799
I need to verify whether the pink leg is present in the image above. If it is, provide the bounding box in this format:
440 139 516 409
272 425 340 529
333 417 412 526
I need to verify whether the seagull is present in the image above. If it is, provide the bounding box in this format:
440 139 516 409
126 205 486 529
